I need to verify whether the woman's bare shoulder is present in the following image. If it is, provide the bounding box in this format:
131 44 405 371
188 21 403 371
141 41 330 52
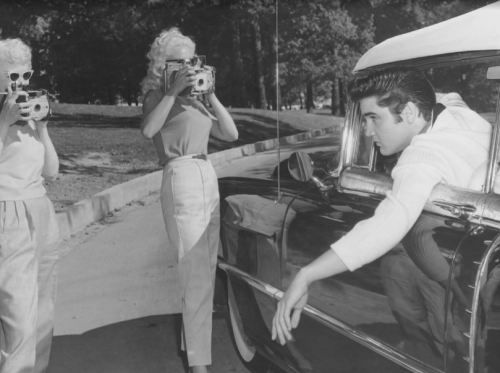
142 89 163 114
144 89 163 102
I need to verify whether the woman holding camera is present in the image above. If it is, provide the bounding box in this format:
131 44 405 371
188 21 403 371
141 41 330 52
140 28 238 373
0 38 59 373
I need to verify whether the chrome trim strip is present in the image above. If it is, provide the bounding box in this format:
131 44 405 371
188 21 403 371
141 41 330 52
368 140 377 171
469 237 500 373
341 102 356 169
484 82 500 194
219 262 442 373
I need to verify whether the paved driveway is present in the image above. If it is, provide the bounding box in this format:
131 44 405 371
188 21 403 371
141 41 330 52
47 193 249 373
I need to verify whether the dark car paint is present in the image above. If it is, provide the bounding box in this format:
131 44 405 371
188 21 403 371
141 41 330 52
217 127 500 373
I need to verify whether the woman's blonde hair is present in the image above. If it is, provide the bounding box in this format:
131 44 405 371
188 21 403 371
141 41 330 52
140 27 195 95
0 38 32 67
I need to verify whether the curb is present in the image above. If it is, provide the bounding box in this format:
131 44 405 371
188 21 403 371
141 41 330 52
55 125 340 240
56 171 162 239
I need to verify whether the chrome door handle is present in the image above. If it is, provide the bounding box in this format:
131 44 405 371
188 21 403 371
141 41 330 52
432 200 476 219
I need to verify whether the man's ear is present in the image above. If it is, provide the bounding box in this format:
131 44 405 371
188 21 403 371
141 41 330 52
403 102 418 124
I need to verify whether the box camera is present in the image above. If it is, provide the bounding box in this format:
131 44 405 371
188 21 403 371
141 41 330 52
15 89 51 121
162 55 215 96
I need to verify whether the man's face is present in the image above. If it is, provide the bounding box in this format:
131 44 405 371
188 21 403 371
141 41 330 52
0 61 32 92
360 96 416 156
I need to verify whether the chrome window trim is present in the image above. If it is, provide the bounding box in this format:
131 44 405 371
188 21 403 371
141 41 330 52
485 81 500 194
339 101 356 170
469 235 500 373
340 101 373 172
219 261 443 373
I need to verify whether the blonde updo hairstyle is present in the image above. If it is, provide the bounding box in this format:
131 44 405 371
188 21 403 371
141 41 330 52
140 27 195 95
0 38 32 67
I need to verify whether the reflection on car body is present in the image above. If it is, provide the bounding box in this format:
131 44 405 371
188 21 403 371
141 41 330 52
217 2 500 373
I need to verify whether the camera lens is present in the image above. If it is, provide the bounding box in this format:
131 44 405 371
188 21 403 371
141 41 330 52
197 78 204 86
34 104 41 112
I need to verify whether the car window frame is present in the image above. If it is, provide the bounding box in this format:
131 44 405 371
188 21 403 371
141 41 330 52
337 53 500 196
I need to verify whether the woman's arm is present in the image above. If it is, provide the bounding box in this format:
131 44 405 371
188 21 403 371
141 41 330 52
0 115 8 155
0 88 31 154
208 93 238 142
140 66 196 139
36 120 59 182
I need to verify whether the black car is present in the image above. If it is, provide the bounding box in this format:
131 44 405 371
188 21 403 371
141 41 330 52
215 2 500 373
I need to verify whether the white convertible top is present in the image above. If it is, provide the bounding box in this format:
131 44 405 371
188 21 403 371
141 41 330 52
354 1 500 72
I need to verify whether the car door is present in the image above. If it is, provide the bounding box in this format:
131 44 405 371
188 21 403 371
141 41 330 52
278 99 498 373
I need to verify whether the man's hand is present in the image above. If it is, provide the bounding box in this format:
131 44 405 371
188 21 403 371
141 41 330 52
272 274 309 345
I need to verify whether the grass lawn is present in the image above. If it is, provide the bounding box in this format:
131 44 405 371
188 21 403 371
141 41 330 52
46 103 343 210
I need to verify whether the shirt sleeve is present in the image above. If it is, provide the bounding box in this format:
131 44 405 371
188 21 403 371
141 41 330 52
331 164 443 271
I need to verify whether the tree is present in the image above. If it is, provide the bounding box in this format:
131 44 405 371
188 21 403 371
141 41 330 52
2 0 494 110
279 0 374 113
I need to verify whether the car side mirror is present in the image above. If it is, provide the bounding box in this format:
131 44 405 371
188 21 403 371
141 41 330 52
487 66 500 80
288 151 314 182
288 151 334 192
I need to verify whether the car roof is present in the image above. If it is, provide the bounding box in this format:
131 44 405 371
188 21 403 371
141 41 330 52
354 1 500 72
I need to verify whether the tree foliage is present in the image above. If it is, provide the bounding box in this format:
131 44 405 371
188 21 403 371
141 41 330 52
0 0 496 110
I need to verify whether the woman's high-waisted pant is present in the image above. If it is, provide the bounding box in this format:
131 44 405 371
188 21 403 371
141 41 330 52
0 196 60 373
160 155 220 367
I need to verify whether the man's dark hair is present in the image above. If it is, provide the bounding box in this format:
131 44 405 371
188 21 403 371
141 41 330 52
347 67 436 122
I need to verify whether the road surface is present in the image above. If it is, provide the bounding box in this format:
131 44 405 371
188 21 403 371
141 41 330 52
47 192 250 373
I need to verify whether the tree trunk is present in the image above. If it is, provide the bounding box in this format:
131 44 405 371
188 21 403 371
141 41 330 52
306 82 314 113
230 18 246 108
339 78 346 116
331 76 341 116
126 78 132 106
107 88 115 105
252 16 267 109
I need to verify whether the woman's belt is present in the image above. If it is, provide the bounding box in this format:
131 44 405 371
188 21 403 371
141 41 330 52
167 153 207 164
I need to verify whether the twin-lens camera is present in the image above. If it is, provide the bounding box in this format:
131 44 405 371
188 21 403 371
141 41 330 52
162 55 215 95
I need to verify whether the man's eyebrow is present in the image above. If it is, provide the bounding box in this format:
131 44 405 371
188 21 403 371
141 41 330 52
362 111 377 117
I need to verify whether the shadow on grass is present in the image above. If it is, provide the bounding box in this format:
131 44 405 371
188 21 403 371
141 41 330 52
314 111 344 117
50 111 303 138
50 113 141 129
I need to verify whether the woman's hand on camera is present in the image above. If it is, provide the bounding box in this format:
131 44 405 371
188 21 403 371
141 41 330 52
0 86 32 127
165 66 196 97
